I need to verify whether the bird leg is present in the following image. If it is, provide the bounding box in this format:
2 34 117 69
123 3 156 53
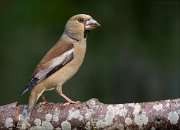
41 94 47 102
60 93 76 103
56 85 76 105
38 94 48 106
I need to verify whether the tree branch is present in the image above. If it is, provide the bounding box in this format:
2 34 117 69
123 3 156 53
0 98 179 129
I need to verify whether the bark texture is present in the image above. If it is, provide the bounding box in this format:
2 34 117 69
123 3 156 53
0 98 179 129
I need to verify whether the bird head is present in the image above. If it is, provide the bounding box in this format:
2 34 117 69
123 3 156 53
64 14 100 41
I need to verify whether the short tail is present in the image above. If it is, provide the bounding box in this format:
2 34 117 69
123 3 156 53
20 78 39 96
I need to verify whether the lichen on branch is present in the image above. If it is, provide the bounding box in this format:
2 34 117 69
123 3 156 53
0 98 179 129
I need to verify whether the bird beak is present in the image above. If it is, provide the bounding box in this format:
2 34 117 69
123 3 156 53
85 18 101 30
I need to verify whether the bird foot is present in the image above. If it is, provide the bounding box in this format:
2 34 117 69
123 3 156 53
39 95 48 105
63 100 77 106
39 101 48 105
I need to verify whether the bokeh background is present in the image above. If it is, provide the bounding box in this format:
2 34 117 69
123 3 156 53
0 1 179 106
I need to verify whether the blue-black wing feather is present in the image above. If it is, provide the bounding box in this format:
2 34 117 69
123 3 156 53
20 78 39 96
19 52 74 96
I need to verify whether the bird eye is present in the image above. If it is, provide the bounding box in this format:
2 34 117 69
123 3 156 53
78 18 84 23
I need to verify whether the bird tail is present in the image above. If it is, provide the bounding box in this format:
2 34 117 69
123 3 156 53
20 78 39 96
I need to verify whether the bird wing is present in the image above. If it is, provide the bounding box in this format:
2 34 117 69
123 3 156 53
34 48 74 82
33 40 74 76
20 40 74 95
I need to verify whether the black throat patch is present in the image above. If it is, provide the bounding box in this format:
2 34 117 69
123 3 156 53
84 30 90 38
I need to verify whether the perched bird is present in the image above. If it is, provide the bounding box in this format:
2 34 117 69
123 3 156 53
20 14 100 110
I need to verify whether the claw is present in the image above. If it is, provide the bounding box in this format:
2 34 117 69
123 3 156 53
63 100 77 106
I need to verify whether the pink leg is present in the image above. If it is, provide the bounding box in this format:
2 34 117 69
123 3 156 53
60 93 76 104
41 94 47 103
39 94 48 106
56 85 76 105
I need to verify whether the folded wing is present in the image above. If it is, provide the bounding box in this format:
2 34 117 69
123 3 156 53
20 41 74 95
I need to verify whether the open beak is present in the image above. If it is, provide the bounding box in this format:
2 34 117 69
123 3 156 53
85 18 101 30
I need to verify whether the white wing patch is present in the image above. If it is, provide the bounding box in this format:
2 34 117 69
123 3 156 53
35 48 74 82
50 49 74 68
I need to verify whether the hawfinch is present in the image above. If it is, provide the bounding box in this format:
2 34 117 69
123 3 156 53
20 14 100 110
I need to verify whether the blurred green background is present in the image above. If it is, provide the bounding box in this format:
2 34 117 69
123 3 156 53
0 0 179 106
